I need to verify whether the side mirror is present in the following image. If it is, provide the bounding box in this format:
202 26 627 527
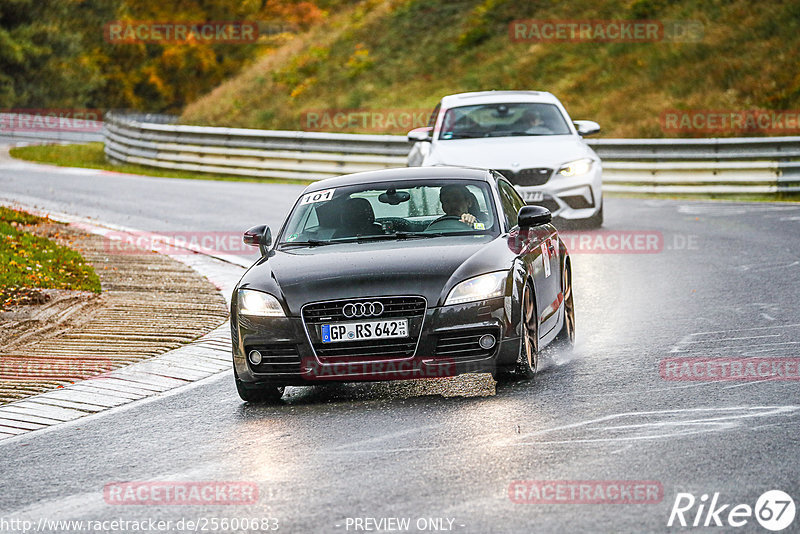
243 225 272 257
573 120 601 136
517 206 552 228
407 126 432 142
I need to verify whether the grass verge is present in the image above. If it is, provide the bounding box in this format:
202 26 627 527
0 206 101 309
9 143 314 185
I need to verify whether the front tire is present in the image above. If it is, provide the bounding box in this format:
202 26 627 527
515 282 539 378
234 367 284 403
553 263 575 349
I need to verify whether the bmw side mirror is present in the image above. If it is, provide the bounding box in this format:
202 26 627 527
573 120 601 136
243 225 272 257
407 126 432 142
518 206 552 228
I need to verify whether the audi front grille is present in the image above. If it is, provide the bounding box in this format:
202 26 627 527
302 296 426 361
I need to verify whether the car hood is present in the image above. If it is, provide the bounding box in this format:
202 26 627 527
429 135 596 169
239 235 513 315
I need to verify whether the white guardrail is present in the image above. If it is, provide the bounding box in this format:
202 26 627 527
103 112 800 195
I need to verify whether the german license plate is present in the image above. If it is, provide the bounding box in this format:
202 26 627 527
524 191 545 202
321 319 409 343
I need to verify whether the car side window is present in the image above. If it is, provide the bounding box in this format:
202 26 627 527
507 181 527 213
427 103 441 129
496 178 526 229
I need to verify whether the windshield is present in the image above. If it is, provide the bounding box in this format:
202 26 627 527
438 103 571 140
280 180 499 245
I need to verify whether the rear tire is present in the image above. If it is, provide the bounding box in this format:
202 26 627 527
514 282 539 378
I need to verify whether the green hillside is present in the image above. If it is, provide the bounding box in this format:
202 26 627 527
180 0 800 138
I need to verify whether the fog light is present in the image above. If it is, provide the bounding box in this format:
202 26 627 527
248 350 262 365
479 334 496 350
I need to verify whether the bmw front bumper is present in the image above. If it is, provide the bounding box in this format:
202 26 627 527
514 164 603 221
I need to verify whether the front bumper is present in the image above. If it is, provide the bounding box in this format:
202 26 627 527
232 297 520 386
515 166 603 220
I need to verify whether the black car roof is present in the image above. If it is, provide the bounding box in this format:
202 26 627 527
302 166 494 192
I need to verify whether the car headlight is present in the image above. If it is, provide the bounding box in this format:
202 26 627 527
444 271 507 306
237 289 285 317
557 158 593 177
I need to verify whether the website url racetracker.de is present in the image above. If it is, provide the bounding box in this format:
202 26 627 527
0 516 280 533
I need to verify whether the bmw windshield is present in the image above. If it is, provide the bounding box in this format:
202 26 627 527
439 103 571 140
279 180 500 245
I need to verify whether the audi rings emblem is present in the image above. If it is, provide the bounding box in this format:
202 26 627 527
342 301 384 318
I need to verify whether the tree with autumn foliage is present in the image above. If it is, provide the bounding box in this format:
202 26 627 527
0 0 337 113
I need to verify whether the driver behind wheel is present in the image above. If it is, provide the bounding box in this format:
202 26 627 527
439 185 478 225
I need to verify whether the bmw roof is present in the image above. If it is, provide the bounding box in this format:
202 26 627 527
440 90 560 108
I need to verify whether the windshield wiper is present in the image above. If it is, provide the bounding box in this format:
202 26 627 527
395 231 446 238
447 131 487 139
354 232 446 242
488 131 550 137
354 234 401 242
281 232 449 246
279 238 333 247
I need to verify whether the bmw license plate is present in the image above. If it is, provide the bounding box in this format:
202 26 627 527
524 191 545 202
321 319 408 343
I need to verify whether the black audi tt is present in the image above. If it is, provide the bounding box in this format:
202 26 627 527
232 166 574 402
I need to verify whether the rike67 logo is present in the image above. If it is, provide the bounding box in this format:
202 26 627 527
668 490 796 531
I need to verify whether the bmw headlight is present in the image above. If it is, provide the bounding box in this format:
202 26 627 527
557 158 593 177
237 289 285 317
444 271 507 306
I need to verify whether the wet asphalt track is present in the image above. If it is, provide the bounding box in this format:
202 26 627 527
1 154 800 533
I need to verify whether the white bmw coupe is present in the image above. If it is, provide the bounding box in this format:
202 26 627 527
408 91 603 227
